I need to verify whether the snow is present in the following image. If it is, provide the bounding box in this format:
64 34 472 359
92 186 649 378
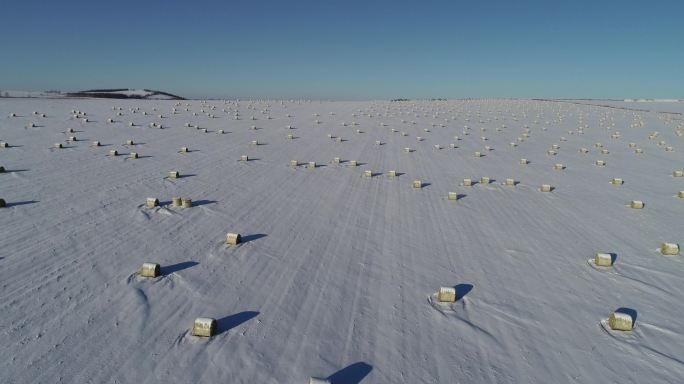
1 98 683 383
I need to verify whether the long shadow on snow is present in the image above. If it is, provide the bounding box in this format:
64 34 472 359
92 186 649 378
216 311 259 335
161 261 198 276
454 284 473 299
327 362 373 384
241 234 267 243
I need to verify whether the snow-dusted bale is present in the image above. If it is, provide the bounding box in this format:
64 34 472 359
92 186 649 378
140 262 160 278
547 150 557 156
181 198 192 208
226 233 242 245
172 197 182 208
580 148 589 154
474 151 482 158
679 191 684 198
168 171 180 179
630 200 644 209
145 198 159 208
412 180 422 189
660 243 680 256
608 312 633 331
92 141 100 147
0 142 9 148
635 148 643 154
595 253 613 267
192 318 217 337
438 287 457 302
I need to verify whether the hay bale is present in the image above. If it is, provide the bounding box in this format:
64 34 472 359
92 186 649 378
547 150 557 156
480 177 490 185
630 200 644 209
580 148 589 154
434 144 441 150
181 198 192 208
635 148 643 154
601 149 610 155
438 287 457 302
308 161 316 169
505 178 515 186
0 142 8 148
463 178 472 187
595 253 613 267
679 191 684 198
596 160 605 166
333 157 341 164
109 150 118 156
447 192 458 200
540 184 552 192
192 317 217 337
404 147 411 153
226 233 242 245
554 164 564 170
673 170 683 177
92 141 101 147
610 178 623 185
146 198 159 208
309 378 331 384
240 155 249 162
660 243 680 256
67 128 75 133
363 170 372 178
54 143 63 149
519 159 528 165
250 140 258 145
181 147 189 153
140 262 160 278
412 180 422 189
290 160 298 167
336 137 342 142
219 129 225 134
169 171 180 179
129 152 138 159
474 151 482 158
126 139 134 145
628 143 636 148
287 134 294 139
387 170 397 177
349 160 357 167
608 312 633 331
172 197 182 207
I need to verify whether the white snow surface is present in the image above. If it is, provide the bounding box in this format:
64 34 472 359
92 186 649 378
1 98 683 383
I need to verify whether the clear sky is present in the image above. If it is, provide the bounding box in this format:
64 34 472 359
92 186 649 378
1 0 682 100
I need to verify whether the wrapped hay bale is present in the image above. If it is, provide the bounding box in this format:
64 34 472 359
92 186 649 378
480 177 490 185
673 170 683 177
140 262 160 278
610 178 623 185
129 152 138 159
630 200 644 209
146 198 159 208
240 155 249 162
438 287 457 302
168 171 180 179
595 253 613 267
447 192 458 200
181 198 192 208
226 232 242 245
172 197 182 208
660 243 680 256
412 180 422 189
308 161 316 169
192 317 217 337
540 184 552 192
608 312 633 331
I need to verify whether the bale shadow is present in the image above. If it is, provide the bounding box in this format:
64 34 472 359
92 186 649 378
6 200 39 207
161 261 198 276
615 307 637 327
327 362 373 384
241 234 267 243
455 284 473 299
178 174 196 178
609 253 618 264
193 200 217 207
216 311 259 335
2 169 29 173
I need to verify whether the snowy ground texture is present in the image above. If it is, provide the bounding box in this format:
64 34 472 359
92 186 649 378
1 98 683 383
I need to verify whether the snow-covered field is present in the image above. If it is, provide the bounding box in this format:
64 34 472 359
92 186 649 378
1 98 683 383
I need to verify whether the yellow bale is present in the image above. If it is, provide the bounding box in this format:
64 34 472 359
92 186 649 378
308 161 316 169
412 180 422 189
109 150 118 156
54 143 63 149
349 160 357 167
290 160 298 167
554 164 564 170
608 312 633 331
181 147 189 153
596 160 605 166
168 171 180 179
505 178 515 186
333 157 341 164
519 158 528 165
438 287 457 302
540 184 552 192
172 197 182 207
240 155 249 162
226 233 242 245
192 318 217 337
660 243 680 256
629 200 644 209
673 170 683 177
474 151 482 157
480 177 490 185
610 178 623 185
678 191 684 198
595 253 613 267
181 198 192 208
146 198 159 208
387 170 397 177
363 170 372 178
126 139 134 145
580 148 589 153
447 192 458 200
463 178 472 187
140 262 160 278
129 152 138 159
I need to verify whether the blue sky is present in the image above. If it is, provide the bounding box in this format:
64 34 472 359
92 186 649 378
1 0 682 99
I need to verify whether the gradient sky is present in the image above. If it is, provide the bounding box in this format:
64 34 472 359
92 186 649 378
1 0 682 100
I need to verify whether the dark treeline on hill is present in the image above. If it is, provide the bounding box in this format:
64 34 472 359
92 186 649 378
66 89 184 100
